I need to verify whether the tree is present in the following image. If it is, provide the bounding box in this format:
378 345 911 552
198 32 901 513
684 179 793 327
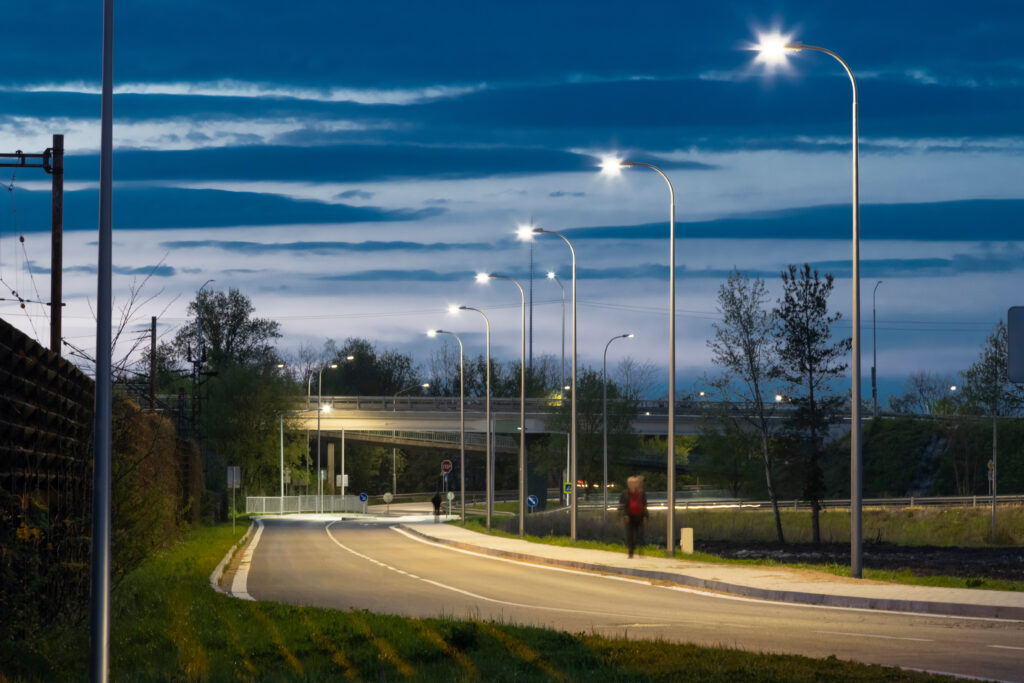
772 264 851 545
162 288 296 510
170 288 281 370
708 268 786 543
888 372 956 415
961 320 1024 538
616 356 659 400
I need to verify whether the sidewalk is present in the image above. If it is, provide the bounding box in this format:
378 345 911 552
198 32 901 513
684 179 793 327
400 522 1024 621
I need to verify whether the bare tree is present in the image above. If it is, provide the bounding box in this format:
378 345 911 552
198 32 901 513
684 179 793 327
616 356 659 400
887 371 955 414
708 268 786 543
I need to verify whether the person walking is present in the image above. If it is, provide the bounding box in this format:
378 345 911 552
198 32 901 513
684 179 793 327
618 475 648 558
431 491 442 522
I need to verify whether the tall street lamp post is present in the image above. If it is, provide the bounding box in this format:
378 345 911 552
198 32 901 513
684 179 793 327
872 280 883 418
454 305 492 530
317 362 339 513
756 34 865 578
478 272 528 537
547 271 566 397
603 333 633 521
393 382 430 497
601 158 678 555
428 329 465 521
519 225 578 539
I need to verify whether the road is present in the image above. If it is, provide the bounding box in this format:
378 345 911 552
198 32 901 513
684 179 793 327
246 517 1024 681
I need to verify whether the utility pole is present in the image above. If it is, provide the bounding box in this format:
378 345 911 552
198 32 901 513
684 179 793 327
50 135 64 355
149 316 157 411
0 136 64 355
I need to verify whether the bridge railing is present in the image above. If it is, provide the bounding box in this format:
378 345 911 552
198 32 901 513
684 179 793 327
246 494 365 514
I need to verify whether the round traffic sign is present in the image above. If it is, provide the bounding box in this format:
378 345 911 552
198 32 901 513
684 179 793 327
446 491 455 501
382 492 393 504
358 492 368 502
526 494 539 508
441 459 453 474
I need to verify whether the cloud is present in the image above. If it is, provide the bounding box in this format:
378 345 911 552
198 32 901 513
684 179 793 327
158 239 489 254
2 80 486 105
549 191 586 198
27 262 176 277
336 189 374 200
10 187 444 230
562 199 1024 242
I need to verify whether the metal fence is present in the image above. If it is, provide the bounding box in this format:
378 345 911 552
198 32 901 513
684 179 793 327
246 494 366 515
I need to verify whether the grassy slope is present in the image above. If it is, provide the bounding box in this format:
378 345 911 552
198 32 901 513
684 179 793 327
4 523 957 682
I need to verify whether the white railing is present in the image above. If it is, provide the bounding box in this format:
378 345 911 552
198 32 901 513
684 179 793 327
246 494 366 515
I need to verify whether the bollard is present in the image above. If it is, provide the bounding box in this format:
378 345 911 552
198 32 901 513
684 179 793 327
679 527 694 554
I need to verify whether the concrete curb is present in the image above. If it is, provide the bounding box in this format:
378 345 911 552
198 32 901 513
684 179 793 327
398 524 1024 621
210 519 262 600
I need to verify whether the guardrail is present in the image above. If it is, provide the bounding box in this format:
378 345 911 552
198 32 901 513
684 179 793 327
246 494 366 514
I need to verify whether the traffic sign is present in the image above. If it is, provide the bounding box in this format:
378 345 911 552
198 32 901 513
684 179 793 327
383 492 393 504
358 492 368 503
527 494 539 508
227 466 240 489
446 491 455 501
441 459 453 474
1009 307 1024 383
563 482 572 495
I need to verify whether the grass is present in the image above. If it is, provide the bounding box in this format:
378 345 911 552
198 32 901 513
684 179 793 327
459 507 1024 592
2 523 959 682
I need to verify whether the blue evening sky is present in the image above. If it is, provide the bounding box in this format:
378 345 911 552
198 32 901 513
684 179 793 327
1 1 1022 400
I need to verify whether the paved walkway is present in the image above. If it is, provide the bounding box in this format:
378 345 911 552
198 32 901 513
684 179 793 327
400 521 1024 621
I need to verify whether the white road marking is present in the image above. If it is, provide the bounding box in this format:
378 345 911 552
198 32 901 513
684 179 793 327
230 519 264 601
388 526 1024 624
325 522 645 620
816 630 933 642
988 644 1024 651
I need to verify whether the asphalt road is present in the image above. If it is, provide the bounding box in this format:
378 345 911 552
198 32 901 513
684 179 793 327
247 518 1024 681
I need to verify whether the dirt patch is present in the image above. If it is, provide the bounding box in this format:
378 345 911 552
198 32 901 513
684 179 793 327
697 540 1024 582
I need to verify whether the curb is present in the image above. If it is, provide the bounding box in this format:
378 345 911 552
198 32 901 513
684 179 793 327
210 519 262 600
398 524 1024 621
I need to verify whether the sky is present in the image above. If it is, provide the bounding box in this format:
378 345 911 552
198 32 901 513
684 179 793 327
1 1 1022 401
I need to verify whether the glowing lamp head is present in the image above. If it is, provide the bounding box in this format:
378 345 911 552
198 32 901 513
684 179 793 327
516 224 538 241
950 385 958 392
346 355 354 361
755 32 799 66
329 363 339 369
775 394 784 402
447 304 460 315
546 271 556 280
626 333 635 338
475 272 492 284
421 382 430 388
427 329 438 337
599 155 624 175
321 404 331 413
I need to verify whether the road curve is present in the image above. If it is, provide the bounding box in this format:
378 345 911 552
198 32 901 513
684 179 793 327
246 518 1024 681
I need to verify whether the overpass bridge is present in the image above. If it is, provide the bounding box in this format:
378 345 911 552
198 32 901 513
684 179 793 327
286 396 849 452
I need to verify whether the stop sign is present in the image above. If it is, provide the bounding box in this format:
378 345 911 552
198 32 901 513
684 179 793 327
441 459 453 474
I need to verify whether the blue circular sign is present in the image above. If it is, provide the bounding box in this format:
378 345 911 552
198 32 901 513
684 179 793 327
526 494 539 508
358 492 368 502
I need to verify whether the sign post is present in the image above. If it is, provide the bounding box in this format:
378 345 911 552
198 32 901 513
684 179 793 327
227 466 240 533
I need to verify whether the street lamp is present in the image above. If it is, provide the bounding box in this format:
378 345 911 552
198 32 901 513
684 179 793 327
754 33 866 578
603 333 633 521
519 224 579 540
872 280 883 418
452 304 493 530
392 382 430 497
601 157 679 555
477 271 528 537
428 329 465 522
546 271 566 398
317 361 339 513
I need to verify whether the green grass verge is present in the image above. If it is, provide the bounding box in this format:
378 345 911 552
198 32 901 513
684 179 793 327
457 516 1024 592
3 522 958 682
